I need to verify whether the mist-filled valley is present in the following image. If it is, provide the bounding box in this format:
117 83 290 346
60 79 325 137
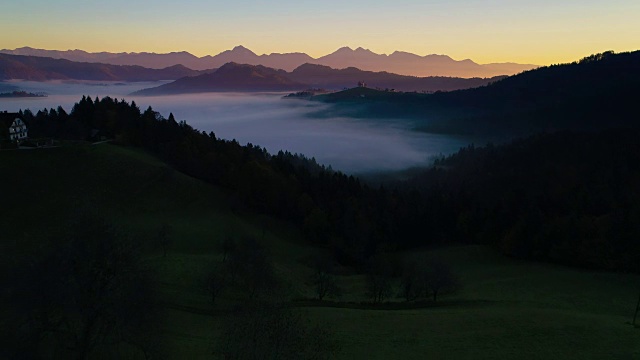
0 80 473 173
3 0 640 356
3 48 640 359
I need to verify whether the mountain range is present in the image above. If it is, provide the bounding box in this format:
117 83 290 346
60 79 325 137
0 53 204 81
0 46 538 78
133 63 305 95
132 62 506 95
287 64 506 92
0 53 505 94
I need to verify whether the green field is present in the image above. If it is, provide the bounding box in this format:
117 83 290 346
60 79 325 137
2 144 640 359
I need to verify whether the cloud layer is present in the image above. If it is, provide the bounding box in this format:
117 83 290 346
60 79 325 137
1 81 469 173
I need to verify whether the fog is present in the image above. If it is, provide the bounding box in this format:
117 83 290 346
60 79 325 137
1 81 471 174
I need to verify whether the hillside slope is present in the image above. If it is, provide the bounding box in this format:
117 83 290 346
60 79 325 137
288 63 505 91
315 51 640 136
0 144 257 253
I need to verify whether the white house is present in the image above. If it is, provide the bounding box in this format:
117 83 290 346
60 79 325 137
0 112 28 142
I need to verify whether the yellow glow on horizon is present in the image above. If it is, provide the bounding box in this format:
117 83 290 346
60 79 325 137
2 0 638 67
4 31 639 67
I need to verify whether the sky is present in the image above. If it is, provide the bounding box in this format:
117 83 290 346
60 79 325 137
1 0 638 65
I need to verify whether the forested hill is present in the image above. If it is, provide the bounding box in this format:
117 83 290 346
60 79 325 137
132 62 505 95
17 95 640 272
316 51 640 136
20 97 414 265
287 63 505 92
406 129 640 271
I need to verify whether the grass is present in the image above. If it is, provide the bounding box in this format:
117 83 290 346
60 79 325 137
0 143 258 251
2 144 640 359
304 246 640 359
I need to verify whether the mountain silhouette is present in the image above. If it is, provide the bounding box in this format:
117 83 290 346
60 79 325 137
288 63 505 91
132 61 508 95
317 51 640 135
132 62 305 95
0 53 200 81
1 46 537 77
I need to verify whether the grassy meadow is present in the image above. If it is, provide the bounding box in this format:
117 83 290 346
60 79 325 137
2 144 640 359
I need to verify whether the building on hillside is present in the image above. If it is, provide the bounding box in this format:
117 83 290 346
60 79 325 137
357 81 367 88
0 112 28 142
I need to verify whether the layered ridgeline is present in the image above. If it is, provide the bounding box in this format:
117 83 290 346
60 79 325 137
0 53 504 93
1 45 538 77
314 51 640 136
13 49 640 272
131 62 305 94
132 62 505 95
288 64 506 92
0 53 204 81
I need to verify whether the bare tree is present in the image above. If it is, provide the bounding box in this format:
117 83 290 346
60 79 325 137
398 260 424 302
424 260 457 302
226 237 280 300
397 256 458 302
205 263 227 305
366 255 394 304
310 254 341 301
157 222 173 258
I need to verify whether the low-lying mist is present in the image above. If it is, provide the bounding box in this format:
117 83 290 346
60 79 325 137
1 81 471 174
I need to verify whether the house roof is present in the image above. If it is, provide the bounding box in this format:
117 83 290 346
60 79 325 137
0 112 22 127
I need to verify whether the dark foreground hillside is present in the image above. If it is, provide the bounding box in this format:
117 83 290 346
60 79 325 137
2 144 640 359
14 92 640 272
3 60 640 356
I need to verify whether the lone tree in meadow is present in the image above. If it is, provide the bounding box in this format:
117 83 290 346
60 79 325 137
424 260 457 302
157 222 173 257
310 254 341 301
205 263 227 305
398 256 458 302
398 260 424 302
225 236 280 300
366 254 394 304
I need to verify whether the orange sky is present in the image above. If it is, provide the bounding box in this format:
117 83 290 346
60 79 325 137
1 0 639 65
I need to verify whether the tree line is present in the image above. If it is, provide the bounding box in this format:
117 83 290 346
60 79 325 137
21 96 422 264
407 130 640 271
19 96 640 271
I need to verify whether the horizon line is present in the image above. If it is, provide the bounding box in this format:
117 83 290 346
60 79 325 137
2 45 547 66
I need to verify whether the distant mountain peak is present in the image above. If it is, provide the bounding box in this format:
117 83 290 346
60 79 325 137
231 45 256 55
0 45 539 77
334 46 355 53
390 51 421 58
